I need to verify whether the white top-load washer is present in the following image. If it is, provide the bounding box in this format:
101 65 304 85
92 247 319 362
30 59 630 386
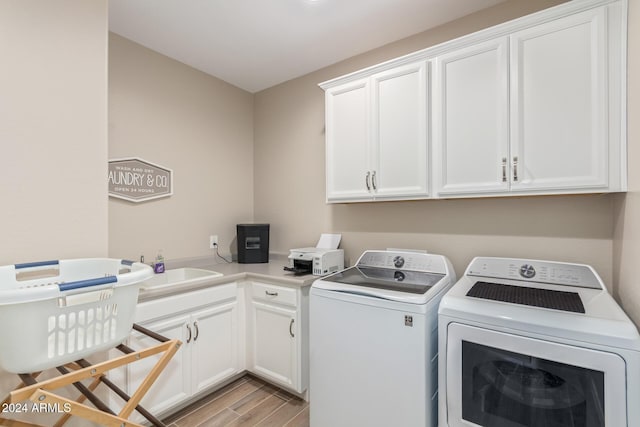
310 250 456 427
438 257 640 427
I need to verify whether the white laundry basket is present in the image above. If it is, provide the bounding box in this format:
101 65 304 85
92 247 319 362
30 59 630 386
0 258 153 374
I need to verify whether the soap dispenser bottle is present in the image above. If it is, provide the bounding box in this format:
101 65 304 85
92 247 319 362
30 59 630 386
154 250 165 274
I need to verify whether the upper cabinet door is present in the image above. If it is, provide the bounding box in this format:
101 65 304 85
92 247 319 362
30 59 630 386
371 61 429 199
325 79 372 202
434 38 509 196
510 8 608 192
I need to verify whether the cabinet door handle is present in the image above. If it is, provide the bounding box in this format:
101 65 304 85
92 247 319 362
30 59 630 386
186 324 192 344
193 321 199 342
265 290 278 296
365 171 371 191
501 158 507 183
513 156 519 182
371 171 377 190
289 319 295 338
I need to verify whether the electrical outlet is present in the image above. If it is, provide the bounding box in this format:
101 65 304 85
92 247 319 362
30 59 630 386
209 235 218 249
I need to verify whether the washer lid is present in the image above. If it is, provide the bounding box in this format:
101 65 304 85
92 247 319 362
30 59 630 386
355 249 450 275
323 266 445 294
312 250 454 304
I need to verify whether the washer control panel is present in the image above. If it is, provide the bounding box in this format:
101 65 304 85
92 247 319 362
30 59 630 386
393 256 405 268
356 250 448 274
466 257 603 289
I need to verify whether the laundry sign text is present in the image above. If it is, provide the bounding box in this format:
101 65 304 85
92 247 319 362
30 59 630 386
108 158 173 202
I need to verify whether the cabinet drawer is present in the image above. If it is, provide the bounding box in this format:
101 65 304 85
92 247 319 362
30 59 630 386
251 282 297 308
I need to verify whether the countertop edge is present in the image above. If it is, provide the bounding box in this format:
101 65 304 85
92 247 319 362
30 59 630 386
138 269 318 302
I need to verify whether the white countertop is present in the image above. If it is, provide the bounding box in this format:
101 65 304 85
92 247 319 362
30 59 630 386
138 254 318 302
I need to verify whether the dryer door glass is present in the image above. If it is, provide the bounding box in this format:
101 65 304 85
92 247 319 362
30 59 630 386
461 340 604 427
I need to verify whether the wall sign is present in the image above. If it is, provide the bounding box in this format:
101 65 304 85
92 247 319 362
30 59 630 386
108 158 173 202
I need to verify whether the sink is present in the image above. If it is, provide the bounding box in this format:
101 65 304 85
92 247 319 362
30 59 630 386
140 267 223 290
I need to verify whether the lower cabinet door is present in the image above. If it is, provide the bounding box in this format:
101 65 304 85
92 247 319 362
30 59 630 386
127 314 190 418
191 301 239 394
251 301 298 390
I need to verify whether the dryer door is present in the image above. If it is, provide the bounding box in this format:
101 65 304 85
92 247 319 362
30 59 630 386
444 323 626 427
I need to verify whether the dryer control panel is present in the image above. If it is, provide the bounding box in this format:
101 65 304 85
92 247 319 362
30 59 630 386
466 257 604 289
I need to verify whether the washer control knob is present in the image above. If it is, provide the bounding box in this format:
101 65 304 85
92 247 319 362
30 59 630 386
394 271 405 282
393 256 405 268
519 264 536 279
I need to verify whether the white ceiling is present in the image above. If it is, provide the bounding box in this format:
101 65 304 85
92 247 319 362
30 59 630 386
109 0 508 93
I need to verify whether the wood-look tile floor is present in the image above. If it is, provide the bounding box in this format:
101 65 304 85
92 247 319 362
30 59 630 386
162 375 309 427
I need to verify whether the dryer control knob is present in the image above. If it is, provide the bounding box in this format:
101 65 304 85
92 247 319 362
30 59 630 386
520 264 536 279
393 256 405 268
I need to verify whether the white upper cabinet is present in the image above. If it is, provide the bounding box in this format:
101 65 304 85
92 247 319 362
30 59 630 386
322 0 626 202
509 7 608 193
434 38 509 196
324 61 429 202
325 79 371 201
371 62 429 200
434 3 625 197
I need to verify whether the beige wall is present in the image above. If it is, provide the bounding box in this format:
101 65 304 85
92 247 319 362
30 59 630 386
254 0 620 286
0 2 108 423
108 34 254 262
0 0 108 265
107 0 638 320
613 0 640 325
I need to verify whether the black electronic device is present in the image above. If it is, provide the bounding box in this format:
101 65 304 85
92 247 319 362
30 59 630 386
236 224 269 263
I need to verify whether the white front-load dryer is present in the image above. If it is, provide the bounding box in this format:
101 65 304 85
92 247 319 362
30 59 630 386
438 257 640 427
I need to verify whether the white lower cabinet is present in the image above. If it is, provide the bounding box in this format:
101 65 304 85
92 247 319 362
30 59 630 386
251 302 298 388
127 314 191 417
121 279 308 421
126 284 239 420
248 281 308 394
190 303 239 393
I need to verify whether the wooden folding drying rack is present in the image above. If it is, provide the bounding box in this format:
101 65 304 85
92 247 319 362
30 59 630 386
0 324 180 427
